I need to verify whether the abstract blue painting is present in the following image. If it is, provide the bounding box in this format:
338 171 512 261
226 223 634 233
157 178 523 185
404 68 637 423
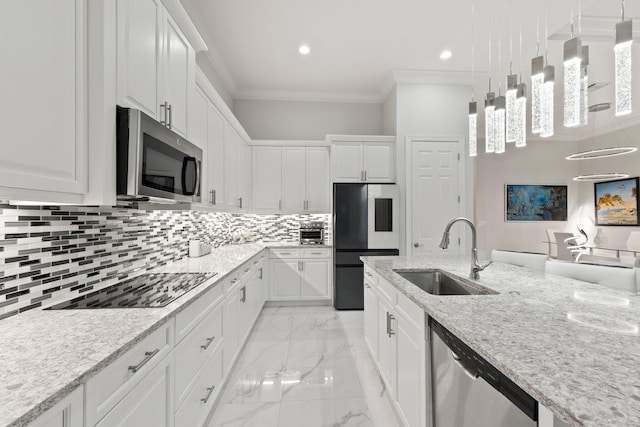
505 184 568 221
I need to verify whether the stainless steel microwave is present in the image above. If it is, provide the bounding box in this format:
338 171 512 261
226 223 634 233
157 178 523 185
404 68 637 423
116 106 202 203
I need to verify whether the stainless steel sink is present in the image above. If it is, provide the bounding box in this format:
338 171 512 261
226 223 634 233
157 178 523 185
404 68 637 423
392 269 497 295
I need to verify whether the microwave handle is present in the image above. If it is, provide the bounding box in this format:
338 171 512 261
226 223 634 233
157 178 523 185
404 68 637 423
181 157 198 196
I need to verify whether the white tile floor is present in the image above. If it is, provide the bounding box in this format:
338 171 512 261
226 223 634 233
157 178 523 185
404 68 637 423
207 306 400 427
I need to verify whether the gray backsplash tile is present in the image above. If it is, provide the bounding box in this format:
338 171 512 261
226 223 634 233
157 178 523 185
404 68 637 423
0 205 330 319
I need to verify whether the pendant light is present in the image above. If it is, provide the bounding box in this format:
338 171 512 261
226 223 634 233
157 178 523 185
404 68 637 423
615 0 632 116
541 64 555 138
563 0 584 128
468 0 477 157
485 90 496 153
515 82 527 147
506 3 517 143
531 0 543 134
495 95 506 153
580 46 589 126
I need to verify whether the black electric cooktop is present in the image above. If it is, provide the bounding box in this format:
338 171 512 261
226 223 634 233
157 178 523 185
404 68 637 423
47 272 218 309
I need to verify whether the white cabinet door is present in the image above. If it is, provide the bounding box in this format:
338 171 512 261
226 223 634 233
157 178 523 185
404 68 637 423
363 281 378 358
96 354 173 427
189 87 208 205
222 123 238 208
162 12 192 136
300 259 330 299
332 143 364 182
237 139 250 210
29 385 83 427
116 0 162 119
377 297 395 393
0 0 87 202
207 104 224 206
223 287 241 375
252 147 282 210
305 147 330 212
396 314 425 427
364 143 395 182
282 147 306 211
269 260 301 300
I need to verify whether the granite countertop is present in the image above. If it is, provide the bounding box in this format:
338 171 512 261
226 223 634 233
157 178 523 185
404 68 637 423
0 241 328 427
361 254 640 427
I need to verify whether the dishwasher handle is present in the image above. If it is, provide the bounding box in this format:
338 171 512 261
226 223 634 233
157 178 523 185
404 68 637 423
450 349 480 379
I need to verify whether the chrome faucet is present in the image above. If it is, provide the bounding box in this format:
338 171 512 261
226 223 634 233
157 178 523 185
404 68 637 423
439 217 492 280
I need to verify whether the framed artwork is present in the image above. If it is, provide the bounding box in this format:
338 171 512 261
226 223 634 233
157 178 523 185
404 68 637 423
594 177 638 226
505 184 568 221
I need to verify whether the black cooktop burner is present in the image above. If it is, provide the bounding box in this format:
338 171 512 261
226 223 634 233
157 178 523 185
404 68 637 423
47 272 218 309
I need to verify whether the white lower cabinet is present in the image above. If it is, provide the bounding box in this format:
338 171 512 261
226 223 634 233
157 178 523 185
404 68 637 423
364 266 427 427
268 248 331 301
96 352 174 427
29 386 83 427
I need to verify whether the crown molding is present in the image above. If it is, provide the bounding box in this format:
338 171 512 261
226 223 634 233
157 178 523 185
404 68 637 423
160 0 207 51
233 89 382 104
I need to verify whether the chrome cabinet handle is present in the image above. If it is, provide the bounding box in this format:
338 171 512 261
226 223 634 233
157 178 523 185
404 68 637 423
364 170 367 181
201 336 215 350
279 200 282 210
280 252 290 255
388 313 395 337
201 385 216 403
360 170 364 181
167 104 172 129
210 190 216 205
365 271 372 277
300 261 304 271
160 102 168 126
414 242 424 248
365 283 370 289
128 348 159 373
238 197 243 208
241 286 246 303
258 268 263 279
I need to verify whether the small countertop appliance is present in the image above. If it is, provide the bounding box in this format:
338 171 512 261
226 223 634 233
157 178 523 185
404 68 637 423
299 222 325 245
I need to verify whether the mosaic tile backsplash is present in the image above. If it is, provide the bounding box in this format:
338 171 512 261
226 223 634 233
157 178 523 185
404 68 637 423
0 204 330 320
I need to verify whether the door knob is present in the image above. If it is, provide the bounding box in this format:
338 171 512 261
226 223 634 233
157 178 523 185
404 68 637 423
414 242 424 248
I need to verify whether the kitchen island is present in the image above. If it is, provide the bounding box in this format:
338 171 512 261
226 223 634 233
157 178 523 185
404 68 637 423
361 254 640 427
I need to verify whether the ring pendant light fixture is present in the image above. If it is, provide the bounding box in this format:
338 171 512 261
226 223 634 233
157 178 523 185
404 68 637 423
573 172 630 182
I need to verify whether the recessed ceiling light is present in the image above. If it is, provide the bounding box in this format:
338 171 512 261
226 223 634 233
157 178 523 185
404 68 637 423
298 44 310 55
440 50 452 60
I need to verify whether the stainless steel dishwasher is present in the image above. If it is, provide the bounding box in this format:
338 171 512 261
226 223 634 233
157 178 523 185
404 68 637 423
430 318 538 427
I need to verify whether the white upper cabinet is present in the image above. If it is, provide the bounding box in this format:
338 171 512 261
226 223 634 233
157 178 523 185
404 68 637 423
251 145 330 213
206 103 225 206
0 0 87 203
116 0 194 137
330 136 396 183
221 124 249 210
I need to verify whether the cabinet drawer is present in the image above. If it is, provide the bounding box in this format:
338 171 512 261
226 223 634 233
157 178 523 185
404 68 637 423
85 321 174 426
396 291 425 332
175 348 223 427
301 248 331 258
270 248 301 259
377 276 397 305
222 271 240 294
238 261 253 281
175 302 223 406
175 283 223 343
364 266 378 286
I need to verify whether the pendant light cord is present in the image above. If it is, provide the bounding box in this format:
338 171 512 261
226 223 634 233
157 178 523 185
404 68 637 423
471 0 475 101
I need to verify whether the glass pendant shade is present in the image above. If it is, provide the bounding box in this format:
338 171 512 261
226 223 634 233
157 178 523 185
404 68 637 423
541 65 555 138
615 20 633 116
468 101 477 157
531 56 544 134
580 46 589 126
563 38 582 127
494 96 506 154
506 75 518 142
485 93 496 153
515 83 527 148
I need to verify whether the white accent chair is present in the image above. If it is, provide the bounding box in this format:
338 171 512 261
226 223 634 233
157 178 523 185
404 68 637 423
545 259 637 293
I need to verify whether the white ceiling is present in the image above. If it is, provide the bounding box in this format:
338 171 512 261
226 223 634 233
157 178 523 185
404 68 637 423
181 0 640 139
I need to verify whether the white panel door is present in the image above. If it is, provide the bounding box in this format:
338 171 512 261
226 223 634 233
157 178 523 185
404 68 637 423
222 123 238 208
96 355 173 427
207 105 224 206
269 260 301 300
410 141 461 256
163 13 191 137
332 143 364 182
305 147 330 212
237 139 250 209
300 259 330 299
364 143 395 182
377 298 395 393
363 281 379 358
223 289 240 374
0 0 87 199
116 0 162 119
282 147 306 211
252 147 282 210
189 88 208 204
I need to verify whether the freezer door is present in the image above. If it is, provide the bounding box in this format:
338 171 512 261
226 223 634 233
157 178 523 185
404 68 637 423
333 184 367 250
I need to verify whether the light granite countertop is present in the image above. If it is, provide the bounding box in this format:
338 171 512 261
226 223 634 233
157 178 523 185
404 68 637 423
0 241 328 427
361 254 640 427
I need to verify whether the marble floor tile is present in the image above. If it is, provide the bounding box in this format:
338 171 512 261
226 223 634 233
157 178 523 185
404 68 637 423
212 306 401 427
207 402 281 427
278 398 373 427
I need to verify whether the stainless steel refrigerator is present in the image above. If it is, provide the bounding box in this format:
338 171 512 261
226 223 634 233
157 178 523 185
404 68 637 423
333 183 400 309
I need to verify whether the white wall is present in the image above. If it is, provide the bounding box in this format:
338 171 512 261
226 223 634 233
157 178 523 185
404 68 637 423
475 139 581 254
383 87 397 135
394 83 474 254
232 99 384 140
